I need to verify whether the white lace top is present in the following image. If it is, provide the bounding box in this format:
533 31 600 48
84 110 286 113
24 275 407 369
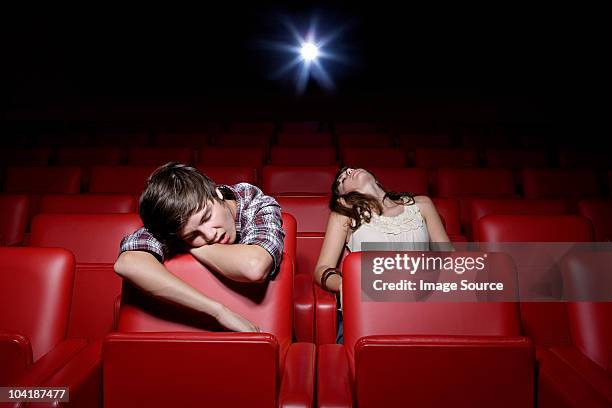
346 203 430 252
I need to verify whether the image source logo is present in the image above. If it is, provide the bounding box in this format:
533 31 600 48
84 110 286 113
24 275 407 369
359 242 612 303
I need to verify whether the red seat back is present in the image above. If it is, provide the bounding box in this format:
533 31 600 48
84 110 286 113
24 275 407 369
213 133 271 148
127 147 193 166
342 148 406 167
30 213 143 341
0 194 28 245
57 147 122 166
343 251 523 373
471 199 567 241
270 146 337 166
369 167 428 195
478 215 594 348
437 168 516 198
198 147 265 169
0 247 74 361
485 149 549 169
578 199 612 242
276 132 332 147
274 195 329 233
337 133 394 148
522 169 601 199
263 166 337 195
40 194 137 214
94 132 149 147
196 166 258 185
155 132 209 148
30 213 143 264
89 166 156 194
415 148 478 169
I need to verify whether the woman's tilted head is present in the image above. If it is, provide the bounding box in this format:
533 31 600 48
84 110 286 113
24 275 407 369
330 166 414 230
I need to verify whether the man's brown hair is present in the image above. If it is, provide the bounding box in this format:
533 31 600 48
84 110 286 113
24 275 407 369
139 162 234 244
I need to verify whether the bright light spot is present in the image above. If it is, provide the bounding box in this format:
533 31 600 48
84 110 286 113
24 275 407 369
300 42 318 61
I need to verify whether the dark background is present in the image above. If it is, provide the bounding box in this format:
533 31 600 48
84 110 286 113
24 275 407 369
0 3 608 132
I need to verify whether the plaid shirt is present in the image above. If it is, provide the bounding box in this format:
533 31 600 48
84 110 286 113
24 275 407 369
119 183 285 276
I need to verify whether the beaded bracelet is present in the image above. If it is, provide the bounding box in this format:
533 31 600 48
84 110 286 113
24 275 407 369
321 267 342 291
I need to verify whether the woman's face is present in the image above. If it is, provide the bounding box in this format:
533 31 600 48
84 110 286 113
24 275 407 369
336 168 375 195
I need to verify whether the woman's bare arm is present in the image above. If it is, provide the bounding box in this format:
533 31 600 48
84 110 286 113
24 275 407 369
314 212 350 292
415 195 451 243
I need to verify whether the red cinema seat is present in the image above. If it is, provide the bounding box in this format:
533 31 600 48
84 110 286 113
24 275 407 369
368 167 428 195
460 133 514 148
415 148 479 193
198 148 265 180
227 121 276 134
558 150 610 169
89 166 157 194
40 194 137 214
431 197 462 237
522 169 601 211
437 168 517 239
196 166 258 185
94 132 149 147
477 214 601 407
270 146 337 166
4 166 82 223
281 121 320 133
334 122 380 134
35 132 90 147
127 147 193 166
0 194 28 245
213 133 272 148
414 147 478 169
578 199 612 242
397 133 453 150
103 254 315 407
0 147 51 166
276 132 333 147
337 133 394 148
484 149 550 169
155 132 209 148
30 213 143 340
263 165 337 195
56 147 123 190
317 252 534 408
341 147 407 168
57 147 122 167
0 247 87 387
478 214 593 244
554 251 612 406
471 199 568 241
276 196 330 343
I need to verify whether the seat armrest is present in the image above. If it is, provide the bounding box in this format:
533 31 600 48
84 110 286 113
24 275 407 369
317 344 353 408
549 346 612 404
293 274 315 342
12 338 88 386
278 342 316 408
314 285 337 345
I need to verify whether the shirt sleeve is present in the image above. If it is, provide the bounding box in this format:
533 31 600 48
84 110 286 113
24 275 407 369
119 227 166 262
240 203 285 277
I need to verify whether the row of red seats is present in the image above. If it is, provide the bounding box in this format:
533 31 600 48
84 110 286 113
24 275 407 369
3 165 611 197
2 213 609 406
2 145 609 169
1 166 610 236
1 213 315 407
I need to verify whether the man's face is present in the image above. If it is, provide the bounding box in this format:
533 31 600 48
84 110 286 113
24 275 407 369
178 198 237 248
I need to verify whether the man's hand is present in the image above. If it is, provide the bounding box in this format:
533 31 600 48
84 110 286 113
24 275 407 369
215 305 260 332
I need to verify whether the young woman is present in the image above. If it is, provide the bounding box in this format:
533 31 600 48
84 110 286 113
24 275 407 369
314 167 451 342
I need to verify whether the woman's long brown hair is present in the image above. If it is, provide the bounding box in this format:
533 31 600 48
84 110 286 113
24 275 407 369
330 167 415 230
